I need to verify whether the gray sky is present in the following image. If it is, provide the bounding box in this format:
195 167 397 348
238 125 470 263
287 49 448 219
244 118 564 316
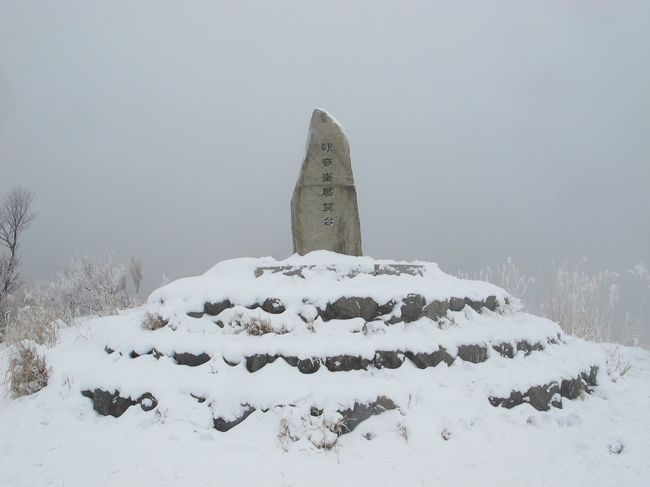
1 0 649 293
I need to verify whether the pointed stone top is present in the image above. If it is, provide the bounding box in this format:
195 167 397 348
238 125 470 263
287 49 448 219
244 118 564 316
312 108 346 133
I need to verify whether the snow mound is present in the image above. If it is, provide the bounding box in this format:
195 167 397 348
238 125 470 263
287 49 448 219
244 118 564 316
10 252 610 448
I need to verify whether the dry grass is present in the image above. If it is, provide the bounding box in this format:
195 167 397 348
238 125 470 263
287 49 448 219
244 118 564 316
606 346 632 382
277 417 299 452
397 423 409 442
2 303 60 347
236 314 287 336
6 343 49 397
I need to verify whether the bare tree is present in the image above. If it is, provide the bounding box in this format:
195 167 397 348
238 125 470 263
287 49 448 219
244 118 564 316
129 256 143 295
0 187 36 326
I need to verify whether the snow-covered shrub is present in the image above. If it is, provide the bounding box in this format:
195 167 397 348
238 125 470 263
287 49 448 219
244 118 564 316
6 343 49 397
142 312 167 331
53 253 140 322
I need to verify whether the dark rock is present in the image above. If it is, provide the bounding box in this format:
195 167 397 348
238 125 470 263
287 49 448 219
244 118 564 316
517 341 544 356
297 357 321 374
282 356 299 367
173 352 211 367
485 295 498 311
213 405 256 432
405 348 454 368
261 298 285 314
187 311 204 318
129 350 141 359
489 390 524 409
457 344 488 363
423 300 449 320
584 366 599 387
493 342 515 358
104 346 115 354
283 355 321 373
560 377 586 399
384 315 402 325
527 383 561 411
324 355 371 372
246 354 278 372
464 298 483 312
336 396 397 434
491 382 564 412
323 297 379 322
151 348 163 359
82 389 136 418
310 406 323 416
449 297 465 312
400 294 425 323
204 300 233 316
377 300 396 316
191 394 207 403
137 393 158 412
373 350 405 369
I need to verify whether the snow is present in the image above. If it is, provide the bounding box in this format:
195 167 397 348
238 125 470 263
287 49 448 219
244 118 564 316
149 251 509 318
1 252 649 486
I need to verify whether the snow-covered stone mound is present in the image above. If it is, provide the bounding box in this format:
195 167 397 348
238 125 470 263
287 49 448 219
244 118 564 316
68 252 605 444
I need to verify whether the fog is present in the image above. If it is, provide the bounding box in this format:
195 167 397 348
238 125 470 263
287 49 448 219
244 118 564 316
1 0 649 294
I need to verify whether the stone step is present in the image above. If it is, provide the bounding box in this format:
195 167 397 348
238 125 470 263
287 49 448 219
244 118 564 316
185 294 502 323
107 336 559 373
80 365 598 434
489 366 598 411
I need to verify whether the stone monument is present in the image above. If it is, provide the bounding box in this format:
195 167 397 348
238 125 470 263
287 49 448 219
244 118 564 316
291 109 363 256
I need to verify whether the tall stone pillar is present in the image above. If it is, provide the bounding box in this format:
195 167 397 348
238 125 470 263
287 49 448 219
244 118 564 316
291 109 363 256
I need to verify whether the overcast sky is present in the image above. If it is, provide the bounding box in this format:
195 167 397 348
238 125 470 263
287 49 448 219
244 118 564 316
1 0 648 292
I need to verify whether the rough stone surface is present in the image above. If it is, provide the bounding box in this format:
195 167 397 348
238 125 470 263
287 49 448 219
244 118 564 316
488 370 598 411
485 295 498 311
173 352 211 367
337 396 397 433
246 354 278 373
449 297 466 312
291 109 362 256
322 296 379 322
493 342 515 358
423 299 450 320
261 298 285 314
137 393 158 412
324 355 371 372
82 389 136 418
457 344 489 363
405 348 454 368
213 405 256 432
373 351 405 369
204 300 233 316
400 294 426 323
